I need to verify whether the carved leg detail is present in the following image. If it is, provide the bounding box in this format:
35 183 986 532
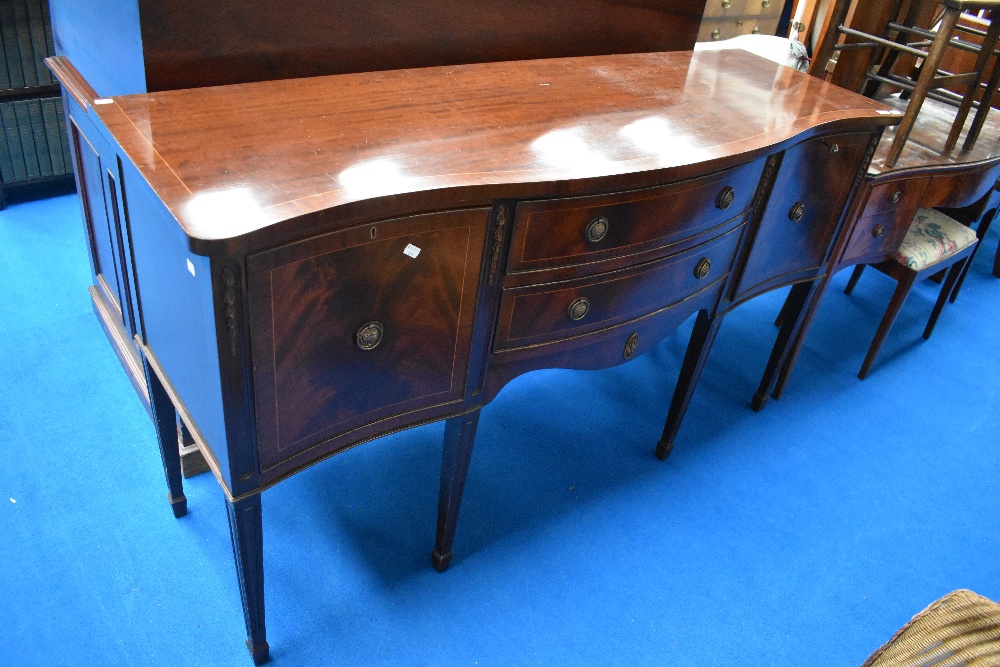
226 495 269 665
656 310 724 460
433 411 481 573
143 358 186 518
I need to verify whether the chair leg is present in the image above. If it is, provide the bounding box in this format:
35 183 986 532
924 260 965 339
884 7 961 167
859 272 917 380
994 242 1000 278
963 23 1000 151
844 264 865 295
945 17 1000 151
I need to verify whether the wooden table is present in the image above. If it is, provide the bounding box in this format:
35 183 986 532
50 49 899 663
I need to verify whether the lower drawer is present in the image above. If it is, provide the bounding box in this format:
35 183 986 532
494 225 742 350
839 207 914 268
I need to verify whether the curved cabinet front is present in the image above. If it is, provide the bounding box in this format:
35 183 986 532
247 208 489 470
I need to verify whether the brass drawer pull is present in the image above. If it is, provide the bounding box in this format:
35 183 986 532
722 0 731 7
624 332 639 360
356 321 384 350
890 190 902 204
872 224 885 238
716 186 735 211
752 26 761 34
789 202 805 222
711 29 722 40
762 0 771 7
694 258 712 279
585 216 609 243
822 140 839 153
567 297 591 321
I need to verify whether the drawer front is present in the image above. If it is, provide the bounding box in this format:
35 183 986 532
736 132 872 295
507 157 765 273
840 207 915 267
862 178 929 218
248 208 488 469
496 225 742 350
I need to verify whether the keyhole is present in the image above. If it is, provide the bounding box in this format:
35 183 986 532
370 227 377 240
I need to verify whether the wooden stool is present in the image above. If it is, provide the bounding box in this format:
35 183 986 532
845 207 979 378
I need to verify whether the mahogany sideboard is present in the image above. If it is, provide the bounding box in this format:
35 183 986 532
48 49 901 663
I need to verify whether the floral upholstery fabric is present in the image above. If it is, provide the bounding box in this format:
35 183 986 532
894 208 978 271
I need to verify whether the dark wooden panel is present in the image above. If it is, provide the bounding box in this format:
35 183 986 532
508 158 764 273
248 209 488 470
495 225 743 349
136 0 708 90
735 132 872 295
69 117 122 315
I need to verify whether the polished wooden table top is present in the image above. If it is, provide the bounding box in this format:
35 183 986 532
53 50 897 250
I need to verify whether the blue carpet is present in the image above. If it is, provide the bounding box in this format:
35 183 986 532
1 194 998 666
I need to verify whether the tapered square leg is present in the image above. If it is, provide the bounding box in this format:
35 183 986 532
226 495 268 665
433 411 481 572
753 281 818 410
859 273 917 379
656 310 724 460
923 261 965 340
143 357 187 518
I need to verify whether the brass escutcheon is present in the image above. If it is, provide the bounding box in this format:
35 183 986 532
624 333 639 360
694 258 712 280
890 190 902 204
789 202 805 222
586 217 609 243
356 321 384 350
872 224 885 238
567 297 590 321
716 185 735 210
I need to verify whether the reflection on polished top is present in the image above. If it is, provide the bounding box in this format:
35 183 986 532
83 50 897 244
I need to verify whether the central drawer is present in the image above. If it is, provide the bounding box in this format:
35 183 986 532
494 225 743 350
506 157 766 273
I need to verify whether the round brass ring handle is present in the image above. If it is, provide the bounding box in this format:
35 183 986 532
890 190 902 204
356 321 384 350
789 202 806 222
716 186 735 211
762 0 771 7
585 216 609 243
872 224 885 238
567 297 591 321
752 26 761 34
722 0 731 8
623 332 639 360
694 258 712 280
711 29 722 40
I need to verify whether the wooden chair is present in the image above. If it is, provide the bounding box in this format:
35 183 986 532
811 0 1000 167
844 207 979 379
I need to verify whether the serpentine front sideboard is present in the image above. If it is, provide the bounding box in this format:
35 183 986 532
48 50 900 663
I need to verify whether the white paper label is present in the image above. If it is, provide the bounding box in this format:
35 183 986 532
403 243 422 258
93 98 114 105
186 258 196 277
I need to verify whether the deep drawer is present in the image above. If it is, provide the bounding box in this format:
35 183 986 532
495 224 742 350
506 157 765 273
